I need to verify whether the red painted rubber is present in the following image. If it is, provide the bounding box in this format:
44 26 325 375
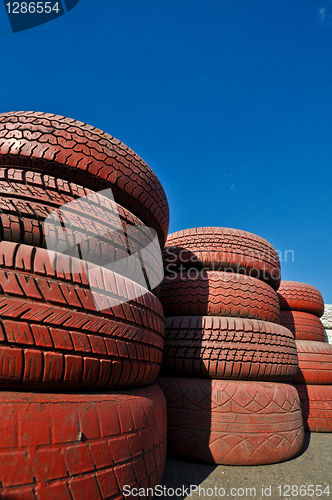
162 316 298 381
294 384 332 432
279 310 326 342
0 168 160 285
163 227 281 290
292 340 332 384
158 270 280 322
158 377 304 465
0 241 164 390
0 384 166 499
277 281 324 318
0 111 169 246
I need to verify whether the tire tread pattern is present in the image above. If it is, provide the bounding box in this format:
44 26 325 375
163 227 281 290
278 281 324 317
294 384 332 432
158 271 280 323
291 340 332 384
0 167 160 281
162 316 298 380
158 377 304 466
279 310 326 342
0 111 169 245
0 384 166 499
0 241 164 389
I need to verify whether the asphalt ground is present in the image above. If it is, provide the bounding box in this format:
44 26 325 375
157 433 331 500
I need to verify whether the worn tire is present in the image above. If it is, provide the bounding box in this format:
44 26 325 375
163 227 281 290
0 168 161 287
158 377 304 465
0 111 169 246
162 316 298 380
292 341 332 384
279 310 326 342
0 384 166 499
294 384 332 432
0 241 164 390
277 281 324 317
158 270 280 322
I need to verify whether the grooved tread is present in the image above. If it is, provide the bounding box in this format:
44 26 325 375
278 281 324 317
279 310 326 342
0 111 169 246
163 226 281 290
0 168 161 286
162 316 298 381
0 241 164 389
0 384 166 499
294 384 332 432
158 271 280 322
291 340 332 384
158 377 304 466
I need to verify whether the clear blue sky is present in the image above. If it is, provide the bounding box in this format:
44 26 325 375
1 0 332 303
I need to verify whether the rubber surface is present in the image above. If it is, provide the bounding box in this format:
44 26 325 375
158 377 304 465
0 241 164 390
277 281 324 317
158 270 280 322
0 384 167 499
0 111 169 246
0 168 161 287
279 310 326 342
291 340 332 384
163 227 281 290
162 316 298 380
294 384 332 432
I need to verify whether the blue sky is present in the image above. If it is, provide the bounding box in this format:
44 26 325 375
1 0 332 303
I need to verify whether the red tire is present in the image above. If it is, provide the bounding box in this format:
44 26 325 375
0 384 166 499
158 270 280 322
294 384 332 432
0 168 161 287
292 341 332 384
158 377 304 465
0 111 169 246
277 281 324 318
162 316 298 381
279 310 326 342
163 227 281 290
0 241 164 390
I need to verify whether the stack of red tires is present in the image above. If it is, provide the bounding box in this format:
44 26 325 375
278 282 332 433
157 227 305 465
0 111 169 499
